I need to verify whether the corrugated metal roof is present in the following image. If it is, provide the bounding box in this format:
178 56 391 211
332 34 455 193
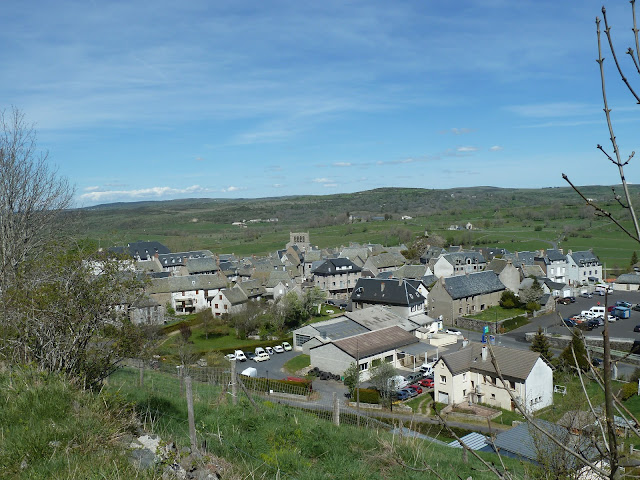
312 318 370 340
449 432 489 450
344 305 419 332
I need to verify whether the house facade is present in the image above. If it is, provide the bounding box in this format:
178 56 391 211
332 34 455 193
566 250 603 286
434 343 553 413
312 258 362 298
428 271 506 325
433 252 487 278
350 277 426 318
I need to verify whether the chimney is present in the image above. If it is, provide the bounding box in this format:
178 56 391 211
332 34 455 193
481 345 488 361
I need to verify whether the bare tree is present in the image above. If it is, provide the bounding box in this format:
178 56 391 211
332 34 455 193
0 107 73 292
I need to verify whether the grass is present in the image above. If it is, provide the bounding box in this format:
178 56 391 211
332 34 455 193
103 367 528 479
284 354 311 374
0 367 155 479
467 306 527 322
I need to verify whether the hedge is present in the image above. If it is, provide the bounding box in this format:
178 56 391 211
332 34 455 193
354 388 380 404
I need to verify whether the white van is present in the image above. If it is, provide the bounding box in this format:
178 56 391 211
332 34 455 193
387 375 409 390
589 306 606 319
580 310 594 320
419 362 436 377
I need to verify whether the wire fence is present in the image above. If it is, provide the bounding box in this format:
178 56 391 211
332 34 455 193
107 359 399 478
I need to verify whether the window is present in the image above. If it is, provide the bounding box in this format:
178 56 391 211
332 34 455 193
219 295 222 299
491 393 496 400
385 355 393 362
195 290 199 294
440 375 447 384
462 373 467 381
215 304 218 309
359 362 368 371
459 307 463 314
224 305 228 310
463 389 466 396
509 380 515 389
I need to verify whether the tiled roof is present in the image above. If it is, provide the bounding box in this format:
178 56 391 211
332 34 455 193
303 249 323 263
392 264 428 279
367 252 406 268
545 249 566 262
440 342 540 381
330 326 418 359
223 286 249 305
568 250 601 265
351 278 425 306
443 271 505 300
185 256 218 274
442 251 486 266
616 273 640 285
147 273 228 293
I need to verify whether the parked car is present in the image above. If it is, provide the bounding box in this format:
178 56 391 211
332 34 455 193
405 372 423 383
580 292 593 298
273 345 285 354
234 350 247 362
445 328 462 336
254 352 270 362
592 358 602 367
556 297 571 305
418 377 434 388
408 384 423 395
394 390 410 401
265 346 275 355
225 353 236 361
634 324 640 332
633 304 640 312
563 318 577 327
578 322 594 331
282 341 292 351
245 351 256 361
616 300 633 308
255 347 266 356
400 387 418 398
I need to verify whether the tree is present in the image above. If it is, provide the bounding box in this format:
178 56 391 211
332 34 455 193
301 287 326 318
520 276 544 304
2 247 148 388
631 251 638 267
530 327 553 361
342 362 360 397
559 330 590 372
0 107 73 293
366 361 396 408
499 290 521 309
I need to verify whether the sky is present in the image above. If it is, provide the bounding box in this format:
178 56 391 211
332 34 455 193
3 0 640 207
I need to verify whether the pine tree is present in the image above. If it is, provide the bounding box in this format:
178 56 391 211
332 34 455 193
530 327 553 360
631 251 638 267
560 330 590 371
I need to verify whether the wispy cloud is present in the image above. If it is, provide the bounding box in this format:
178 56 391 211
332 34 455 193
333 162 352 167
221 186 244 193
84 185 100 192
313 178 330 183
323 183 338 188
457 146 478 152
79 185 213 203
489 145 503 151
439 127 473 135
506 102 597 118
195 156 205 162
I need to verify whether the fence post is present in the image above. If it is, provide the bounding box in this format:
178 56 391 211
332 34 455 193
230 359 238 406
139 359 144 387
185 376 198 453
333 392 340 426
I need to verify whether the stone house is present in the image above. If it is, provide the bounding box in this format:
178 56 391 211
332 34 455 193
311 258 362 298
433 252 487 278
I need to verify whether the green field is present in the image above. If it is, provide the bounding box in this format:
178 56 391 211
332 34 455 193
69 185 640 272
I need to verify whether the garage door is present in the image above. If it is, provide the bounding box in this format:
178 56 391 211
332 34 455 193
438 392 449 404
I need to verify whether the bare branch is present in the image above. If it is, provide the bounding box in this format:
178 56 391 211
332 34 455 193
602 7 640 102
562 174 640 243
632 0 640 68
596 15 640 239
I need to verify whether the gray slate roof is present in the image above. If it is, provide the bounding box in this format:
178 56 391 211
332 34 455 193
351 278 425 306
545 249 566 262
568 250 601 265
392 264 428 280
111 241 170 260
312 258 362 275
311 318 370 340
223 286 249 305
442 251 486 266
344 305 420 332
185 256 218 274
616 273 640 284
443 271 505 300
439 342 540 381
148 273 228 294
329 326 419 359
367 252 406 269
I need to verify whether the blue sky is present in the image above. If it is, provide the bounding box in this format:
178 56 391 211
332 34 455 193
3 1 640 206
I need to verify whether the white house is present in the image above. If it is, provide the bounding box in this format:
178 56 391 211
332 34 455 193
433 252 487 278
433 343 553 413
566 250 603 286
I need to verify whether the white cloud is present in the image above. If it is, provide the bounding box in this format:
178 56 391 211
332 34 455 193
506 102 597 118
84 185 100 191
195 156 205 162
489 145 503 151
272 183 284 188
333 162 352 167
78 185 213 203
222 186 244 193
323 183 338 188
457 146 478 152
313 177 330 183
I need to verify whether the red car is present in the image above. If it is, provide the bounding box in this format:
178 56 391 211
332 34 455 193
408 384 423 394
418 378 434 388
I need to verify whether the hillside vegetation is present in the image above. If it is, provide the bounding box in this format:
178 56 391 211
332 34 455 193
71 186 640 272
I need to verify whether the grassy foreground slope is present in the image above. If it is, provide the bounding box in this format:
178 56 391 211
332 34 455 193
0 368 154 480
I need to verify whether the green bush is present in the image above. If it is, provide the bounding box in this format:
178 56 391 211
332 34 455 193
161 316 199 335
354 388 380 404
620 382 637 401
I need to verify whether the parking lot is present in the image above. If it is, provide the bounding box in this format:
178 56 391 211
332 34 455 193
552 290 640 340
232 348 300 380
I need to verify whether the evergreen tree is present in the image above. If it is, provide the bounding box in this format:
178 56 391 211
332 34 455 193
559 330 590 371
530 327 553 360
631 251 638 267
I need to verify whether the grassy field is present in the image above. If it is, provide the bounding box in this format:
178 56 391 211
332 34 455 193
70 185 640 272
468 306 527 322
284 354 311 374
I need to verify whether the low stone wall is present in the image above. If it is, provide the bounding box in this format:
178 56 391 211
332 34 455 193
455 317 502 333
348 401 382 410
523 332 640 365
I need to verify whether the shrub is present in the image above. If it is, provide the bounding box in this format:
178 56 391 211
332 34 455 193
620 382 637 401
500 291 522 309
354 388 380 404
